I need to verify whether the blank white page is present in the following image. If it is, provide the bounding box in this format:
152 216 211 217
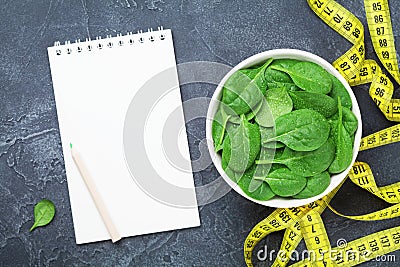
48 29 200 244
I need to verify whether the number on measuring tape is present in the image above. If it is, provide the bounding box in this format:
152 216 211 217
270 219 281 228
352 164 367 175
393 232 400 244
289 207 302 216
373 2 382 11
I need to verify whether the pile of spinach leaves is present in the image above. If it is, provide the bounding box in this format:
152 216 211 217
212 58 357 200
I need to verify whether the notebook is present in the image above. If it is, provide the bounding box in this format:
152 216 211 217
48 28 200 244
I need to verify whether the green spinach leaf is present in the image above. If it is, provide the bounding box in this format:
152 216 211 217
329 75 352 109
30 199 56 232
257 139 336 176
272 59 300 69
250 148 275 192
265 66 292 84
256 87 293 127
328 106 358 135
267 82 300 92
222 115 261 172
259 126 285 149
271 62 332 94
289 91 337 118
223 59 273 115
293 171 330 199
263 109 330 151
212 106 231 152
222 69 258 105
223 164 242 183
237 165 276 200
255 168 307 197
240 68 259 79
328 99 353 174
264 59 300 92
273 148 285 159
228 99 263 124
254 99 274 127
263 142 285 149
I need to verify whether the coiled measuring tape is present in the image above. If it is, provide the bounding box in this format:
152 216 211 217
244 1 400 266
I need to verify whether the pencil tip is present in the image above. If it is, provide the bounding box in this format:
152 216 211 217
70 143 73 149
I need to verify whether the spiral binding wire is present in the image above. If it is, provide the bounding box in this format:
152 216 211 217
54 26 165 56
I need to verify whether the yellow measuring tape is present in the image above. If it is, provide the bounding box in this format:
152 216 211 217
310 0 400 121
244 0 400 266
359 124 400 151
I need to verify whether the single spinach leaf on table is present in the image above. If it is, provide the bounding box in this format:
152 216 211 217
271 62 332 94
329 75 352 109
237 165 276 201
329 99 353 174
255 168 307 197
293 171 331 199
289 91 338 118
212 106 231 152
328 106 358 135
221 115 261 172
263 109 330 151
223 59 273 115
255 87 293 127
30 199 56 232
257 139 336 177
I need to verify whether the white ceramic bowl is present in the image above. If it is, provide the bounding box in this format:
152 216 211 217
206 49 362 208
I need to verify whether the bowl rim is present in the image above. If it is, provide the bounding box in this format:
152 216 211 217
206 48 362 208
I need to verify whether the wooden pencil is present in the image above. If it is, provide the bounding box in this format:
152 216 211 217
70 143 122 243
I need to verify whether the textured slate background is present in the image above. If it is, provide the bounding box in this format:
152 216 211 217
0 0 399 266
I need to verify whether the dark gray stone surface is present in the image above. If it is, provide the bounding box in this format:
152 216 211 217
0 0 399 266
